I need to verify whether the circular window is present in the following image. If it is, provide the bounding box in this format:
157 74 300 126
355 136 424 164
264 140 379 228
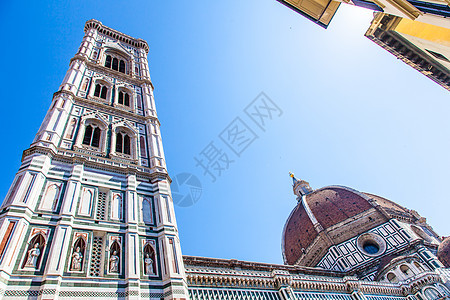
363 241 380 254
357 233 386 257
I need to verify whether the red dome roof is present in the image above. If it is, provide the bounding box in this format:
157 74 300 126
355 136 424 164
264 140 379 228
438 236 450 268
283 203 318 265
307 187 373 228
282 186 375 265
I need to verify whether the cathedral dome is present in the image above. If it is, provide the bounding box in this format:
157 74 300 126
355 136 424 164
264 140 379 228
437 236 450 268
281 175 423 267
282 186 377 265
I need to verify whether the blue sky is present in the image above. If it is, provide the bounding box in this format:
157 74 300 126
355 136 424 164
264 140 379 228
0 1 449 265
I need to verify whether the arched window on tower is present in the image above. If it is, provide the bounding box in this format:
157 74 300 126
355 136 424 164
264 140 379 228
82 125 101 148
115 132 131 155
112 57 119 71
118 91 130 107
118 91 124 105
100 86 107 99
94 83 108 100
94 84 101 97
119 60 125 73
105 55 112 68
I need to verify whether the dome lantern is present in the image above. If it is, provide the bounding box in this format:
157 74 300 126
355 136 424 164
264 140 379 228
289 172 313 199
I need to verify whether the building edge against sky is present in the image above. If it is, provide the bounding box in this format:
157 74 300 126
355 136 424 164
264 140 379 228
0 19 188 299
0 19 450 300
277 0 450 92
365 13 450 91
277 0 450 29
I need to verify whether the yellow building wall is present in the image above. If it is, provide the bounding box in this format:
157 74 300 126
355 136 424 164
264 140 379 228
394 18 450 46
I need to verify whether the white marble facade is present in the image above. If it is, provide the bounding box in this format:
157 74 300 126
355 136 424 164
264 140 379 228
0 19 188 300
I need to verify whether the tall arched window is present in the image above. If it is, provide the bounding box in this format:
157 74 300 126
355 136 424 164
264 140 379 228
118 91 130 107
112 58 119 71
100 86 107 99
115 132 131 155
94 84 101 97
105 55 112 68
94 83 108 100
82 125 101 148
119 60 125 73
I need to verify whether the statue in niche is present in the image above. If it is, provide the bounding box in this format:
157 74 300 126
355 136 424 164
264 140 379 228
71 247 83 271
144 253 154 275
109 250 119 273
25 243 41 268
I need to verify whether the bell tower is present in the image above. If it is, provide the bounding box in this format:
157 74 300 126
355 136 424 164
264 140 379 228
0 20 188 300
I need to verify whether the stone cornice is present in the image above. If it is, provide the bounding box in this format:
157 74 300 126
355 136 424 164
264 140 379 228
183 256 443 296
69 54 154 90
52 90 160 126
84 19 149 54
183 256 346 277
21 145 171 183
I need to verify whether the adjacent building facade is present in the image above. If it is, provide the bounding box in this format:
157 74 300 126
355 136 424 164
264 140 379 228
0 20 450 300
277 0 450 91
277 0 450 29
365 13 450 91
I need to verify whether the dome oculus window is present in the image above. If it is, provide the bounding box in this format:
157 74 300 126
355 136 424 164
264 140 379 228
357 233 386 257
363 241 379 255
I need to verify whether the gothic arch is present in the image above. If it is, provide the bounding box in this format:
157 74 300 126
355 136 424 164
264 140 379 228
108 240 121 274
115 86 134 108
40 182 61 212
22 233 46 269
110 123 138 160
70 236 86 272
143 242 157 275
91 78 112 100
423 287 442 300
103 46 130 74
141 197 153 224
74 116 108 155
